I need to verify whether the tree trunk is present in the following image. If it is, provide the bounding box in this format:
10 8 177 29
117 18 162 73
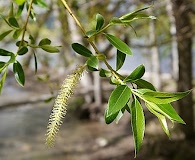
172 0 194 139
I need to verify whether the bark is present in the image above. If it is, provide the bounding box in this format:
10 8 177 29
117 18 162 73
172 0 194 139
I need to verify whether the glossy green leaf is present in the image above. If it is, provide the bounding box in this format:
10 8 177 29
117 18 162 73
107 85 131 116
104 108 119 124
105 33 132 55
96 13 105 31
146 102 170 137
130 98 145 156
40 45 59 53
134 79 156 91
86 56 98 70
0 49 12 56
0 69 7 94
72 43 92 57
14 0 26 5
8 17 20 28
116 50 126 71
124 64 145 82
39 38 51 46
147 102 185 124
99 68 111 77
119 6 151 21
13 61 25 86
18 46 28 55
142 89 191 104
0 30 13 41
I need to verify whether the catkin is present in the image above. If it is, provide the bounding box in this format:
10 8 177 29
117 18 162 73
46 65 85 146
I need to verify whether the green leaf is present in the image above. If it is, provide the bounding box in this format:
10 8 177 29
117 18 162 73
116 50 126 71
146 102 185 124
134 79 156 91
40 45 59 53
99 68 111 77
86 30 97 37
146 102 170 137
13 29 22 39
0 69 7 94
96 13 105 31
130 98 145 156
29 35 35 44
124 64 145 82
9 3 14 17
105 33 132 55
86 56 98 70
8 17 20 29
107 85 131 116
0 49 12 56
104 108 119 124
16 40 28 47
16 3 25 17
18 46 28 55
119 6 151 21
72 43 92 57
142 89 191 104
39 38 51 46
110 17 123 25
13 61 25 86
14 0 26 5
35 0 48 8
0 30 13 41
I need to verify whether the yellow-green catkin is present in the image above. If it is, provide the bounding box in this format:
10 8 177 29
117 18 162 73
46 65 85 146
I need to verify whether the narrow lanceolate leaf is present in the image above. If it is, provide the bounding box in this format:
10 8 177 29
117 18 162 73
107 85 131 116
40 45 59 53
46 66 85 146
0 49 12 56
116 50 126 71
96 13 105 31
134 79 156 91
124 64 145 82
146 102 170 137
72 43 92 57
104 108 119 124
13 61 25 86
141 89 191 104
130 98 145 156
0 30 13 41
14 0 26 5
105 33 132 55
146 102 185 124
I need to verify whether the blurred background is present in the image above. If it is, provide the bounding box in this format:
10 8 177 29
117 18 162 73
0 0 194 159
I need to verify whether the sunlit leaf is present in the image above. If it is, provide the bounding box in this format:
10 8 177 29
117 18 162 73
86 56 98 70
146 102 170 137
96 13 105 31
105 33 132 55
107 85 131 116
14 0 26 5
116 50 126 71
40 45 59 53
130 98 145 156
16 2 25 17
72 43 92 57
13 61 25 86
124 64 145 82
